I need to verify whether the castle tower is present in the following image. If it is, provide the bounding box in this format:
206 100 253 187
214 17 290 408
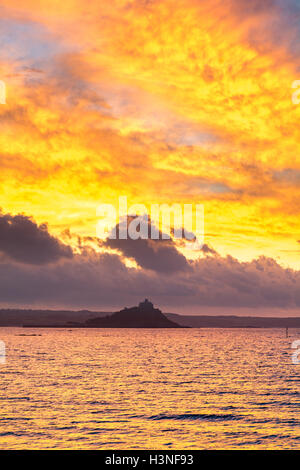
138 298 154 310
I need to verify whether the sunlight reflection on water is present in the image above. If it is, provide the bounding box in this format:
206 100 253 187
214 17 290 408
0 327 299 449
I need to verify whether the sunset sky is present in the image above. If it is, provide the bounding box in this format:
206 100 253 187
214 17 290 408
0 0 300 313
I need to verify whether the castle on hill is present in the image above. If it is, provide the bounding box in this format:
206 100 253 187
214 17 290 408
139 298 153 309
85 299 183 328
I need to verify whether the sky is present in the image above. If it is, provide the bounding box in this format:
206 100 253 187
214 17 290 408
0 0 300 314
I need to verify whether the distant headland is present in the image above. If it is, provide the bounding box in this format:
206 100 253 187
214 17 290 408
23 299 185 328
0 305 299 328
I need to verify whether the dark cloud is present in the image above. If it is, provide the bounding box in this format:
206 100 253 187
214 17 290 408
0 214 300 312
0 212 73 264
230 0 276 17
188 255 300 309
0 242 299 312
273 168 300 184
103 217 189 273
201 243 217 255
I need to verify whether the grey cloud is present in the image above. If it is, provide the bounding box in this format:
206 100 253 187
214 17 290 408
273 168 300 184
103 217 189 274
0 213 300 311
201 244 217 255
0 247 300 311
0 212 73 265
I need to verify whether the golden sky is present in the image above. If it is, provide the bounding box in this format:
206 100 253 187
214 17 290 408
0 0 300 275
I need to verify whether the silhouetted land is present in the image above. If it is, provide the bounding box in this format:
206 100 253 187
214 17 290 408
84 299 183 328
22 299 183 328
0 305 300 328
0 309 104 326
167 313 300 328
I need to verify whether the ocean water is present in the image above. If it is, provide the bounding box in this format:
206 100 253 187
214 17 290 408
0 327 299 450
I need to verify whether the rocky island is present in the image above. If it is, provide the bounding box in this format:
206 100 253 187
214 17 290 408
84 299 183 328
24 299 184 328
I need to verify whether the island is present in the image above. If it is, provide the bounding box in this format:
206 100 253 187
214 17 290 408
23 299 185 328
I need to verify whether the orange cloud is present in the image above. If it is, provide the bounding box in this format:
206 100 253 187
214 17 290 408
0 0 299 267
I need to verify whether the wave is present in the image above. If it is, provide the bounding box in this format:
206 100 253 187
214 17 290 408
147 413 243 422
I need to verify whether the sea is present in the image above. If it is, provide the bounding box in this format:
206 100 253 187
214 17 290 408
0 327 299 449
